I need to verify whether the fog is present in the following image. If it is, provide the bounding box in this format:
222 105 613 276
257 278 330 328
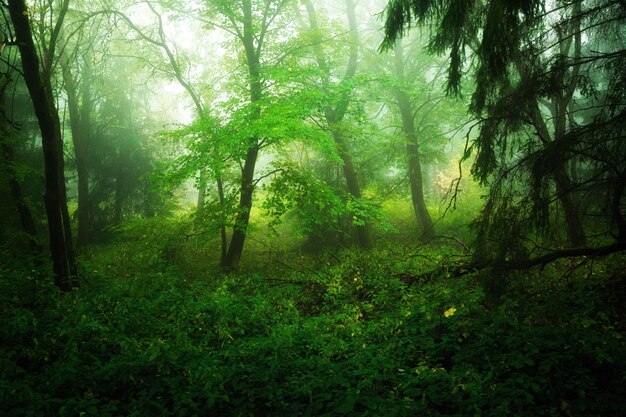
2 1 625 415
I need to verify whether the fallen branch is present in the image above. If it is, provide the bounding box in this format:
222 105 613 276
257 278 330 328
401 240 626 284
484 240 626 272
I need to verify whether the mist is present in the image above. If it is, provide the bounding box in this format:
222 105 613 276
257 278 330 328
1 0 625 415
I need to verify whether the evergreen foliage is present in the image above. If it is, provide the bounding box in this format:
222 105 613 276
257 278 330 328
382 0 626 263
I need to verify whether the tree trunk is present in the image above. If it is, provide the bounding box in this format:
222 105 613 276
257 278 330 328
408 145 435 240
198 169 228 264
551 0 585 247
224 145 259 269
393 41 435 240
217 175 228 264
61 53 91 248
612 167 626 242
114 172 123 225
74 148 90 246
222 0 262 269
304 0 371 248
554 165 586 247
327 110 371 248
8 0 76 290
196 169 207 212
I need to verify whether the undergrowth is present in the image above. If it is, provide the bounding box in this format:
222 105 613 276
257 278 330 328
1 246 625 416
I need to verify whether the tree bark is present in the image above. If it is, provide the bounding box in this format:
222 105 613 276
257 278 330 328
392 41 435 240
8 0 76 290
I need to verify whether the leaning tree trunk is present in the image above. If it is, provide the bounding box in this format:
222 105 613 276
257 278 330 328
224 145 259 269
8 0 77 290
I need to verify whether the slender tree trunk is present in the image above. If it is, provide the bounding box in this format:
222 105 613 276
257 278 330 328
326 111 371 248
223 0 262 269
8 0 76 290
114 172 123 225
304 0 371 248
74 149 90 246
553 0 585 247
217 175 228 264
612 167 626 242
392 41 434 240
198 170 228 264
196 171 207 211
61 53 91 247
224 145 259 268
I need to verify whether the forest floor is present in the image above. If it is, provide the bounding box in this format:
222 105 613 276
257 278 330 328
1 218 626 416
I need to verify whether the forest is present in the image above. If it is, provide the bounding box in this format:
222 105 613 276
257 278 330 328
1 0 625 415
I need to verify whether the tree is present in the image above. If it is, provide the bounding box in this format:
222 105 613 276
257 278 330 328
302 0 371 248
390 39 435 240
58 16 102 247
1 11 41 256
99 1 230 261
84 54 164 229
7 0 76 290
381 0 626 263
200 0 293 269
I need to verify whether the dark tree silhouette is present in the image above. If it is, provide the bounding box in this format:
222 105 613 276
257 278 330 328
8 0 77 290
